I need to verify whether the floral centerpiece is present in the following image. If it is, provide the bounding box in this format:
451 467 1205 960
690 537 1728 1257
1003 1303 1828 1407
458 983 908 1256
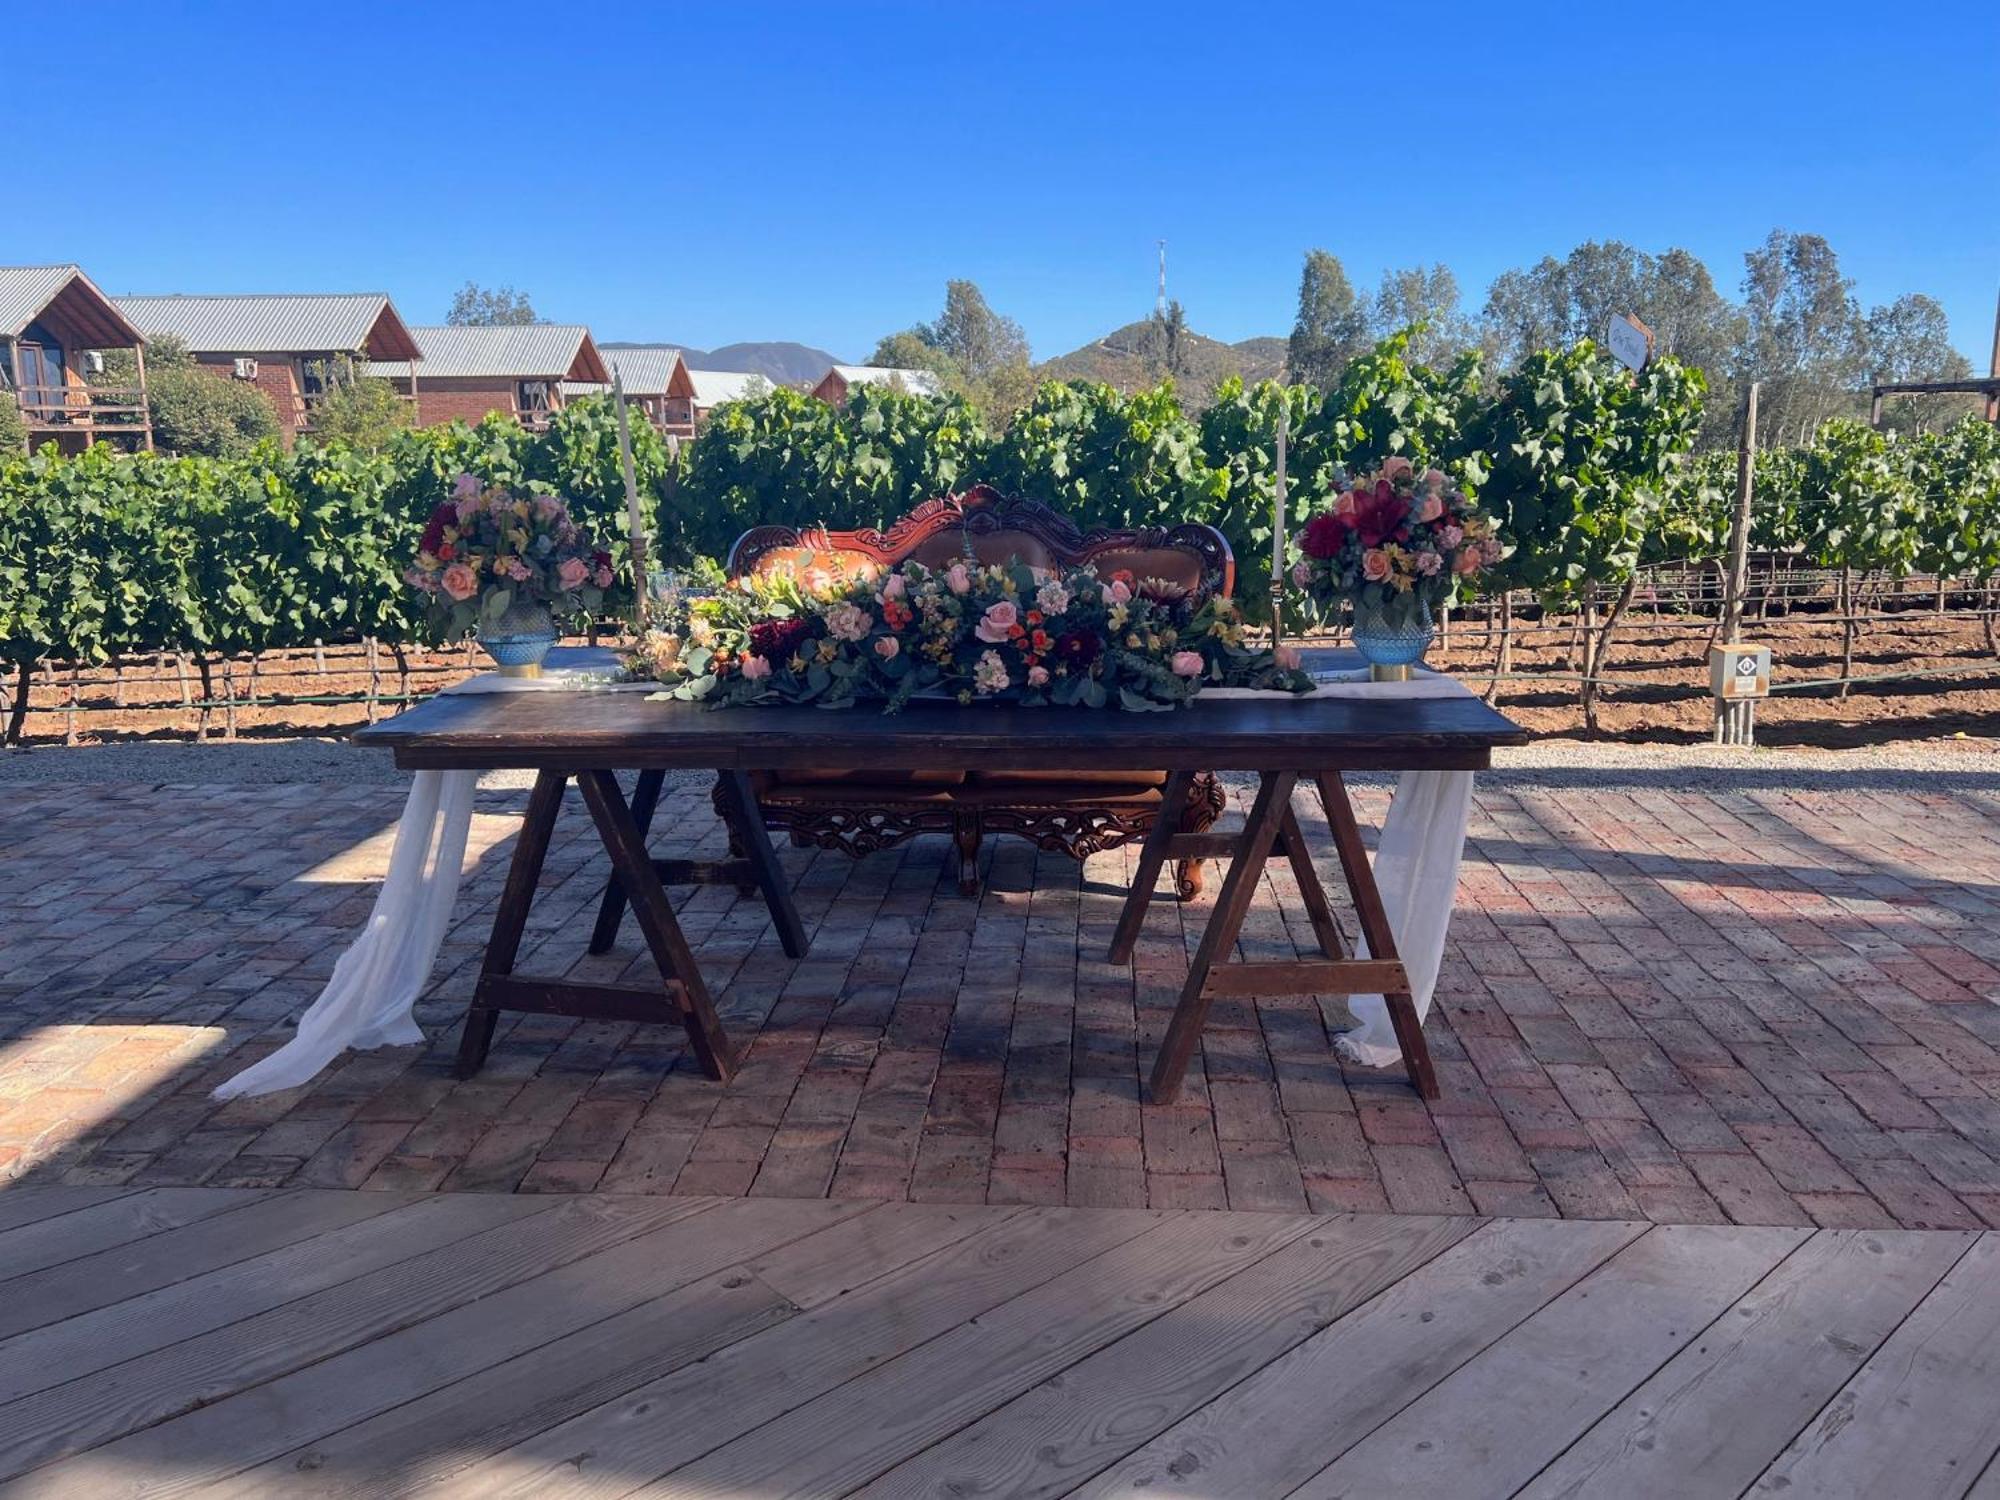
632 556 1312 711
405 474 612 676
1291 457 1501 679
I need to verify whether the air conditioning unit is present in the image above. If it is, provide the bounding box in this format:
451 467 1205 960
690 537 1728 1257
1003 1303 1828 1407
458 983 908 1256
233 358 259 380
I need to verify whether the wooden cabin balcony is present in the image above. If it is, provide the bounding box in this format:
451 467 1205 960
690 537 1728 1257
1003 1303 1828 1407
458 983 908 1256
13 383 150 434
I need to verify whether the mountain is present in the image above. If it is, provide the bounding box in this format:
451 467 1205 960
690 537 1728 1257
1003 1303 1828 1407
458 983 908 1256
1037 321 1289 403
601 340 842 387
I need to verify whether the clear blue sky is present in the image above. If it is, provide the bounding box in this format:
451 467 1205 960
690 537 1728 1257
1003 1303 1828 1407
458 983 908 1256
9 1 1997 366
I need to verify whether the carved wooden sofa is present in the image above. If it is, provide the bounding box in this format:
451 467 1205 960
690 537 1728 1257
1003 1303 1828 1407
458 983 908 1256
721 484 1235 899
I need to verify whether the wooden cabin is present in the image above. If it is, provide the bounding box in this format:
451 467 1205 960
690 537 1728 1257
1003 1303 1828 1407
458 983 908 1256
810 364 945 406
0 265 152 453
370 325 608 430
562 345 698 437
115 292 421 444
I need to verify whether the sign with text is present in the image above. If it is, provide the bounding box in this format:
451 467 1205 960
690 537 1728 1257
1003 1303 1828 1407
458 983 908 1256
1710 643 1771 700
1608 313 1654 373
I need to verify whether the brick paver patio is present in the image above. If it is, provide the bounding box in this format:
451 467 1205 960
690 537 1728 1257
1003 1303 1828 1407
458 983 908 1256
5 769 2000 1229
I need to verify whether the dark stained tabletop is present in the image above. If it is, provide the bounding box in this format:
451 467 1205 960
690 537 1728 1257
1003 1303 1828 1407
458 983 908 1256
353 667 1529 774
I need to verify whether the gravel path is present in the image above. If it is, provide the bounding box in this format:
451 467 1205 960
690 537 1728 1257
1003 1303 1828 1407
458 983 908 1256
5 733 1998 793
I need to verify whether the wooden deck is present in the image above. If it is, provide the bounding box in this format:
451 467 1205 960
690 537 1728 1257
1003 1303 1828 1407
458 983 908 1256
0 1188 1996 1497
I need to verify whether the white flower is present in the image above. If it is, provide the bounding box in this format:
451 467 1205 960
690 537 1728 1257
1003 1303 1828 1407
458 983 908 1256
973 650 1010 695
1035 580 1071 617
822 602 872 642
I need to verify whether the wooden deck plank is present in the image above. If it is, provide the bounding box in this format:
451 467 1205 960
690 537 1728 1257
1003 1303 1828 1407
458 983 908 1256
855 1212 1479 1500
1291 1223 1813 1500
429 1207 1170 1500
1516 1227 1978 1500
0 1187 260 1280
46 1198 874 1499
0 1195 705 1485
207 1203 1011 1500
1068 1217 1645 1500
0 1189 413 1340
1749 1233 2000 1500
654 1210 1319 1499
0 1186 137 1236
0 1193 543 1407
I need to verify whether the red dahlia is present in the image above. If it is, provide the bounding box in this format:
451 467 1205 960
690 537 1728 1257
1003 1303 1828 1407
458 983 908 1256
748 617 813 661
1300 512 1349 559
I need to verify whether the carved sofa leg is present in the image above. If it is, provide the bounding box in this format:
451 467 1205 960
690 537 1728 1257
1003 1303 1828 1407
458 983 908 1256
1174 770 1227 902
953 809 983 898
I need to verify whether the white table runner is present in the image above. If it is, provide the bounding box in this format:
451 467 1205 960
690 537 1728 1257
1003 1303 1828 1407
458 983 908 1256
215 658 1479 1098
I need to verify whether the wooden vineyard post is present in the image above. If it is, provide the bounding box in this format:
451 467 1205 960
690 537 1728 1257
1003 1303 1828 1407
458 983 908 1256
1716 381 1760 746
365 637 381 724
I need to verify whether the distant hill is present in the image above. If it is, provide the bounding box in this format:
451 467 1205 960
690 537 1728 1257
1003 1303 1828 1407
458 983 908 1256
1037 321 1288 404
601 340 841 387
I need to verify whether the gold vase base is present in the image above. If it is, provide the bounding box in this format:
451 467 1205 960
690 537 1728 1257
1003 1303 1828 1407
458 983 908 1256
1368 663 1415 683
497 662 544 680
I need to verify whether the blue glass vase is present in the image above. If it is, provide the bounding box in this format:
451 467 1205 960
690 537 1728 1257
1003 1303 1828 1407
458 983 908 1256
479 598 559 678
1350 595 1434 681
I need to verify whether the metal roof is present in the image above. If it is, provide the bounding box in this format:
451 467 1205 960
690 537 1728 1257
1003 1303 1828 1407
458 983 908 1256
560 345 687 398
821 364 946 398
0 264 146 345
369 324 605 382
115 292 420 360
687 368 773 406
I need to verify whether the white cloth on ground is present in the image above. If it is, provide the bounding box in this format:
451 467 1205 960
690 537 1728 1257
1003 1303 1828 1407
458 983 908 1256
211 649 640 1100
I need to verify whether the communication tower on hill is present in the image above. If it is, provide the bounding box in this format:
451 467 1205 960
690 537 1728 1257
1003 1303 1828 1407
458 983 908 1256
1156 240 1168 319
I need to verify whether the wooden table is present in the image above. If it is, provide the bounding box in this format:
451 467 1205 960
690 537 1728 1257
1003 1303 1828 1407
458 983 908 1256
353 681 1525 1099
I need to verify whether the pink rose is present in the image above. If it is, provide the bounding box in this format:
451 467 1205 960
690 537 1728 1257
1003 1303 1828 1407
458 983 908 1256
1418 495 1443 523
1378 457 1414 483
1274 644 1302 670
593 566 613 588
1334 490 1357 518
1107 578 1133 605
1170 650 1204 678
557 557 589 590
1422 468 1448 490
975 599 1019 644
1362 549 1391 582
739 654 772 681
880 573 907 600
1027 664 1050 687
441 563 478 600
945 563 972 595
1455 549 1482 575
874 635 900 659
1290 559 1313 588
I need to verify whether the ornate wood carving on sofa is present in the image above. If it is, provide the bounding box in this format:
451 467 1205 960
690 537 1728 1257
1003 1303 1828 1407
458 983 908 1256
721 484 1235 898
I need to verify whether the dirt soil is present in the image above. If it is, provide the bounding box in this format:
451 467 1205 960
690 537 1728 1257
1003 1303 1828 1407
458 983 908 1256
6 607 2000 750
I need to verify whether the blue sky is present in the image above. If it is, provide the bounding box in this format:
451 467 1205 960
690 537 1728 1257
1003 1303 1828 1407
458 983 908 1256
9 1 1997 365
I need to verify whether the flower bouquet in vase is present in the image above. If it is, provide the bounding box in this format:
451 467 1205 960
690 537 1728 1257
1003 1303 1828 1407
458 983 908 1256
406 474 612 677
1292 458 1500 680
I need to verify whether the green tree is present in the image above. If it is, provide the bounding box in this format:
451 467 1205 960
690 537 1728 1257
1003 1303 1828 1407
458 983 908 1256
0 392 24 454
1287 249 1368 388
1866 293 1976 434
133 335 281 458
1148 299 1190 384
1741 230 1865 447
872 280 1034 414
308 375 414 450
446 282 539 326
1369 265 1474 367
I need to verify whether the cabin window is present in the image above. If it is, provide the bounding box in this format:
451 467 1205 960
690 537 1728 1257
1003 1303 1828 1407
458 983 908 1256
517 380 551 414
298 357 345 399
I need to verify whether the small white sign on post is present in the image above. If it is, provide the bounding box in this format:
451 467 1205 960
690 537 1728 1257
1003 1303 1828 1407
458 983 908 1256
1608 313 1653 373
1709 643 1771 700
